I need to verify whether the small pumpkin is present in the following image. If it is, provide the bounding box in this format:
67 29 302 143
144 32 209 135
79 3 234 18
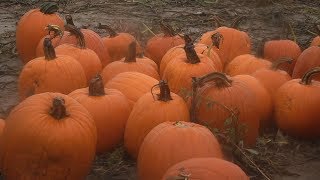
124 81 190 159
69 75 131 154
137 121 223 180
310 25 320 47
144 21 184 66
162 158 249 180
18 38 87 101
101 41 159 84
16 2 64 63
36 24 64 57
55 24 102 84
97 23 143 62
274 67 320 138
0 93 97 179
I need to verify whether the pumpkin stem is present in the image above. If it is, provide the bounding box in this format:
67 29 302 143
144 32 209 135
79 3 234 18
50 97 68 120
97 23 118 37
300 67 320 85
151 80 173 102
183 34 193 44
65 14 75 26
160 20 175 37
256 38 267 58
210 32 223 49
40 2 59 14
197 72 232 88
89 74 105 96
124 41 137 63
230 16 246 29
45 24 64 38
184 44 201 64
43 38 57 60
271 57 293 70
64 24 86 49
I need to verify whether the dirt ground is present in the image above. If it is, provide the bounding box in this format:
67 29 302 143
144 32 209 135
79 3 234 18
0 0 320 180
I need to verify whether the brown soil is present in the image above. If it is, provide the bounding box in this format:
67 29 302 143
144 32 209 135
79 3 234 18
0 0 319 180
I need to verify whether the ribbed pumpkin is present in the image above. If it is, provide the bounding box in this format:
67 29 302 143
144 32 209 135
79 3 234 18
262 40 302 75
101 41 159 84
310 25 320 47
124 81 190 159
192 72 267 146
144 21 184 66
274 67 320 138
292 46 320 81
104 72 158 108
162 44 217 94
18 38 87 101
0 119 4 137
137 121 223 180
97 23 143 62
162 158 249 180
225 54 271 76
0 93 97 179
69 75 131 154
16 2 64 63
160 35 222 77
55 24 102 84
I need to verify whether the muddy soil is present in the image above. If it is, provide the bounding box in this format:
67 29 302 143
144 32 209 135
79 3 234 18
0 0 320 180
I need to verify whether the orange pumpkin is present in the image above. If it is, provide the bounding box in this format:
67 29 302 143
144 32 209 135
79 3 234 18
124 81 190 159
162 44 217 94
101 41 159 84
262 40 302 75
104 72 158 108
137 121 223 180
97 23 143 62
225 54 271 76
18 38 87 101
274 67 320 138
310 25 320 47
55 24 102 84
292 46 320 81
16 2 64 64
69 75 131 154
0 93 97 179
162 158 249 180
144 21 184 66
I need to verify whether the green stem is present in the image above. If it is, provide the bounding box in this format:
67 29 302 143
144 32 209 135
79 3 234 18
43 38 57 60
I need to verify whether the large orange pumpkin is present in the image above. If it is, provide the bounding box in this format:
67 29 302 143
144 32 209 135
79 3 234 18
18 38 87 101
310 25 320 47
16 2 64 64
274 67 320 138
124 81 190 159
69 75 131 154
104 72 158 108
144 21 184 66
101 41 159 84
55 24 102 84
137 121 223 180
162 158 249 180
0 93 97 179
292 46 320 81
97 23 143 62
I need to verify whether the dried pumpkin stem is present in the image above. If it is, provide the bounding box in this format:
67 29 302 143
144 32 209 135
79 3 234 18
300 67 320 85
183 34 193 44
43 38 57 60
124 41 137 63
271 57 293 70
50 97 68 120
40 2 59 14
64 24 86 49
158 80 173 102
65 14 75 26
160 20 175 37
97 23 118 37
211 32 223 49
89 74 105 96
197 72 232 88
45 24 64 38
184 44 201 64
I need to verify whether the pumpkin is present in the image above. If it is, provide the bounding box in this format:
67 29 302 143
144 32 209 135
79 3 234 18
69 75 131 154
160 35 223 77
144 21 184 66
0 93 97 179
274 67 320 138
55 24 102 84
124 80 190 159
225 54 271 76
36 24 64 57
310 25 320 47
104 72 158 108
58 15 111 67
0 119 4 137
18 38 87 101
262 39 302 75
137 121 223 180
162 44 217 95
191 72 268 146
97 23 143 62
162 158 249 180
16 2 64 63
101 41 159 84
292 46 320 81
